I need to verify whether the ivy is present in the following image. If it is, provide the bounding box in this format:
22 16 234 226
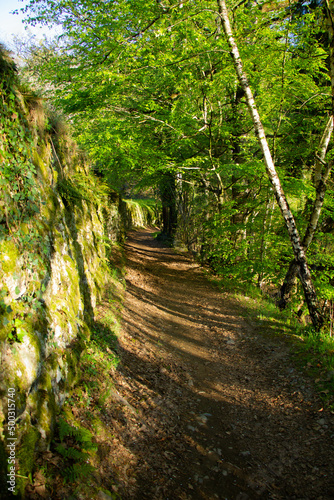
0 49 50 342
0 51 42 243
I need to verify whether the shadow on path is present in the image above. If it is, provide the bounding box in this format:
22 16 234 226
112 229 334 500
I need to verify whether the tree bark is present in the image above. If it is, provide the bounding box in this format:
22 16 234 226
217 0 323 329
160 172 177 239
327 1 334 123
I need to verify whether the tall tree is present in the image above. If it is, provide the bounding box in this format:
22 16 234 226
216 0 323 329
21 0 332 327
278 117 333 309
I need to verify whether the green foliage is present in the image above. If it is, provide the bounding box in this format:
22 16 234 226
0 46 52 342
124 198 160 228
55 417 97 483
57 171 110 207
20 1 334 327
293 328 334 405
0 47 42 239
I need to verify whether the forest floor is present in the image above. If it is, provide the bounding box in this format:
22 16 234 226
103 229 334 500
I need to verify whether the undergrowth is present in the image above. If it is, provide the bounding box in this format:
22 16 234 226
54 417 97 484
56 171 110 208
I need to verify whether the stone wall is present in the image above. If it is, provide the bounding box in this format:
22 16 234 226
0 47 162 496
0 48 125 496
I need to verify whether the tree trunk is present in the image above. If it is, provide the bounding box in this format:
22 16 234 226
217 0 323 329
278 117 333 309
278 0 334 309
327 1 334 123
258 189 275 288
160 172 177 239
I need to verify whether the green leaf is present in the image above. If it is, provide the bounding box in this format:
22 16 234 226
16 329 27 342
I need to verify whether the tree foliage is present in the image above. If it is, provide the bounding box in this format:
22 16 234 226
19 0 334 328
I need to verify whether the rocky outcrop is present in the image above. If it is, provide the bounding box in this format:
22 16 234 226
121 198 160 231
0 47 124 496
0 46 161 496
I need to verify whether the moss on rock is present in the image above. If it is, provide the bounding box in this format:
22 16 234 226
0 240 20 275
0 45 126 491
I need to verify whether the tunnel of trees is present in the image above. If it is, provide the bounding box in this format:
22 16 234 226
16 0 334 329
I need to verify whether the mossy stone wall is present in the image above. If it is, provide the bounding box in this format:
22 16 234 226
0 50 125 497
0 47 156 498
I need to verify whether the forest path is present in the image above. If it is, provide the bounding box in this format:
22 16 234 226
111 229 334 500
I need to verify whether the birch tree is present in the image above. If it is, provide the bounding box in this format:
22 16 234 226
278 0 334 309
216 0 324 329
278 117 333 309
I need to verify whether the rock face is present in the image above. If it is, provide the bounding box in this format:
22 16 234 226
0 47 160 495
0 47 127 494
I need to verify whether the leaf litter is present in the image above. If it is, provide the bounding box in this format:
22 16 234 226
109 229 334 500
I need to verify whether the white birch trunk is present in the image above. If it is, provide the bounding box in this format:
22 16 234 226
304 118 333 249
217 0 323 328
279 117 333 309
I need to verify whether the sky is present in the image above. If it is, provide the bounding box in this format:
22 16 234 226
0 0 56 49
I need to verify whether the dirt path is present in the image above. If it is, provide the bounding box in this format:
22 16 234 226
110 229 334 500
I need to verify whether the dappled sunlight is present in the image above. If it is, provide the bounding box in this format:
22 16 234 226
105 229 334 499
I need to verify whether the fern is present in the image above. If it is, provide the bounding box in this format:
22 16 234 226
63 462 95 483
58 417 97 450
55 417 97 484
55 444 89 462
58 418 77 441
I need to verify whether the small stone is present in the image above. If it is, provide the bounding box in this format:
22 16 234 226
236 493 250 500
97 492 113 500
197 414 208 424
207 451 220 461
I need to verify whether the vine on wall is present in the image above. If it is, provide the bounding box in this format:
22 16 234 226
0 47 49 340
